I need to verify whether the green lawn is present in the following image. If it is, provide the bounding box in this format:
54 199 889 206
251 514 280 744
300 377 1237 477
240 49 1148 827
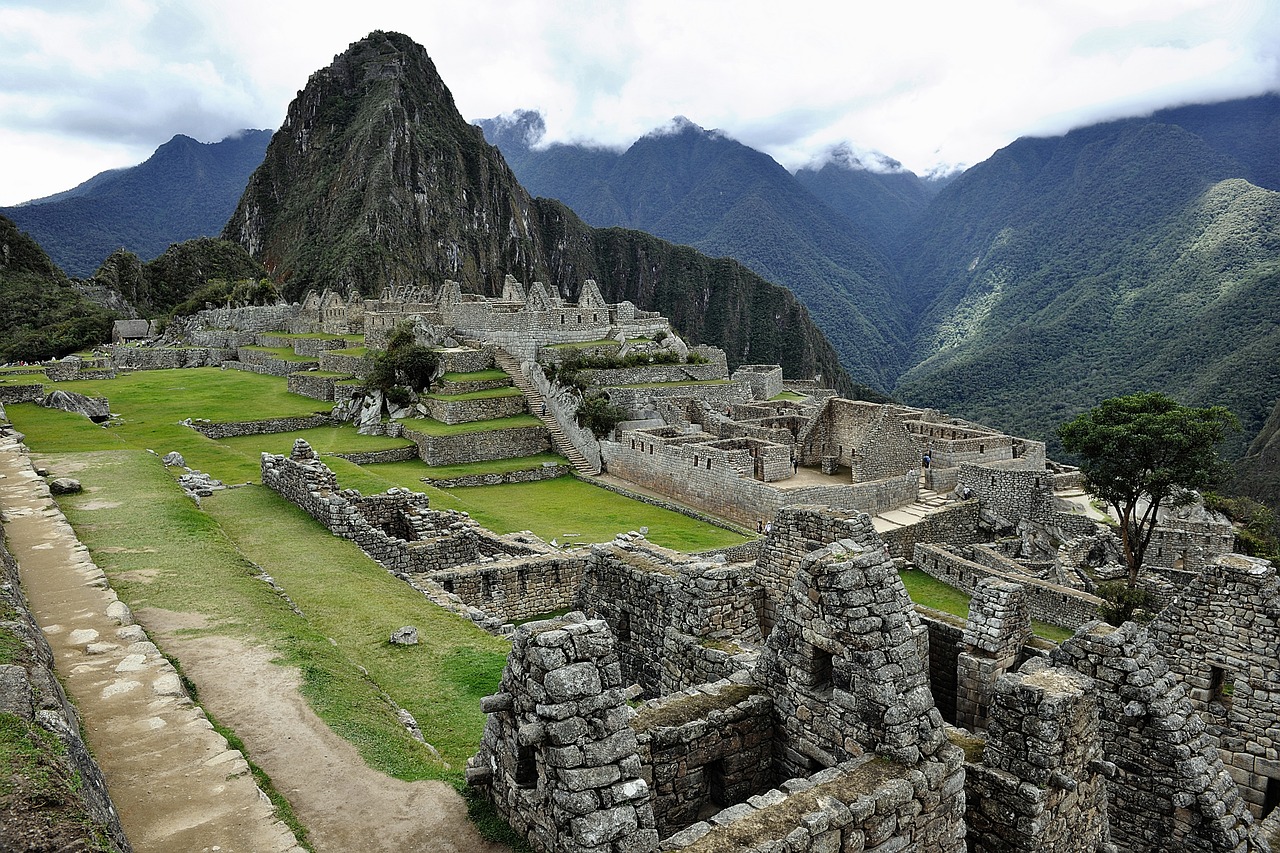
900 569 1074 642
215 425 414 458
239 346 319 363
440 478 749 551
50 450 504 782
441 370 507 383
399 414 540 436
6 368 331 483
423 387 522 402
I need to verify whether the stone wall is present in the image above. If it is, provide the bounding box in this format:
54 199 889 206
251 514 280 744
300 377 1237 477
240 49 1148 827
575 546 679 697
190 414 337 440
318 351 369 375
750 506 882 633
1144 517 1236 574
419 392 527 425
0 524 132 852
583 362 729 388
967 660 1111 852
236 347 318 376
526 361 604 472
958 463 1057 527
422 463 569 488
877 500 981 558
262 441 544 578
402 423 550 466
954 579 1032 733
913 543 1103 629
0 384 44 404
467 613 659 853
1150 554 1280 819
287 372 341 401
604 431 918 529
631 681 773 838
330 446 421 465
756 538 942 774
109 345 233 370
604 382 750 418
918 608 965 725
1053 621 1266 851
427 555 588 623
730 365 784 400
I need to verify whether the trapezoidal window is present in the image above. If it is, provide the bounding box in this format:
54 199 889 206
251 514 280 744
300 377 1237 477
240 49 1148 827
515 744 537 788
1210 666 1234 708
811 647 834 697
617 610 631 644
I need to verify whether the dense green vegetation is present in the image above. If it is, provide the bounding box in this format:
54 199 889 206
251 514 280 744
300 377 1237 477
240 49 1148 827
0 215 116 362
93 238 270 318
0 130 272 277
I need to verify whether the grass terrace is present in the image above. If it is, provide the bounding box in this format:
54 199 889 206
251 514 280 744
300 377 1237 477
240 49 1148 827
440 370 507 383
214 425 415 459
423 387 522 402
770 391 808 402
239 346 321 363
399 414 540 436
900 569 1073 643
326 347 369 357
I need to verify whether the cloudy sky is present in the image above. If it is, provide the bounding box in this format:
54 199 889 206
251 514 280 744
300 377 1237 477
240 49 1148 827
1 0 1277 206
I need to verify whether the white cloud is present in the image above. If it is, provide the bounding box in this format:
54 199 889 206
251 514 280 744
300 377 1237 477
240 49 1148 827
0 0 1277 205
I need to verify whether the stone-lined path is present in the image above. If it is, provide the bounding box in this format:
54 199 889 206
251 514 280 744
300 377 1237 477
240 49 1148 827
0 434 303 853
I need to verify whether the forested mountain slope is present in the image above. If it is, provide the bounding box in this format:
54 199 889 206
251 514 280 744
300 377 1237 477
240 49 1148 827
893 97 1280 456
478 113 910 390
1 131 271 277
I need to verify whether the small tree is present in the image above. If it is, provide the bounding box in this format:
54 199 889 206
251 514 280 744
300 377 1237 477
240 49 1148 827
1058 392 1238 586
576 393 626 439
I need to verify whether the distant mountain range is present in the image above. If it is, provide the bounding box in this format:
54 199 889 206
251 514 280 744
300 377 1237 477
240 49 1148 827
479 96 1280 463
6 33 1279 502
1 130 272 277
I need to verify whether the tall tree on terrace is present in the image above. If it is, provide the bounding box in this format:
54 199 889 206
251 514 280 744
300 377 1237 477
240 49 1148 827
1058 392 1238 587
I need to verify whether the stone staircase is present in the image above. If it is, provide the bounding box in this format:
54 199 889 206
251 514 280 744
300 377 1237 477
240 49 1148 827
493 348 600 476
871 484 951 533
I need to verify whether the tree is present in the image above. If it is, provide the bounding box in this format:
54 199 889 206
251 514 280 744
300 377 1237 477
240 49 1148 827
1058 392 1238 587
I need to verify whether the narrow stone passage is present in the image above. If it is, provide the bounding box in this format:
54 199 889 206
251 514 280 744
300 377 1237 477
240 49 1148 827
0 435 304 853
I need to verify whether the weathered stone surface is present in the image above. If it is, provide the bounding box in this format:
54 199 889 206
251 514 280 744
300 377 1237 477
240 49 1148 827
389 626 419 645
48 477 82 495
38 390 110 422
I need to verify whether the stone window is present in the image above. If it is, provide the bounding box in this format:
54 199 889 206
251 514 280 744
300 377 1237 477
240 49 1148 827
1210 665 1233 707
617 610 631 643
649 445 654 455
693 455 699 467
443 578 454 594
811 647 834 697
482 573 494 600
517 568 528 594
704 758 727 809
979 444 985 453
1265 777 1280 818
706 458 712 470
515 744 537 788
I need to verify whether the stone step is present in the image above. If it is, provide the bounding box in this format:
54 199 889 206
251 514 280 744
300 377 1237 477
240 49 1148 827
494 348 599 476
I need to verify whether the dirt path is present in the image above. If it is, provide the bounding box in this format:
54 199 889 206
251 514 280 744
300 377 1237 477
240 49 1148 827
141 612 508 853
0 435 303 853
1 437 509 853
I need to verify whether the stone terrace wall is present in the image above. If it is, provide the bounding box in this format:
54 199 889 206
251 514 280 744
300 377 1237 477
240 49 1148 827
632 680 773 838
878 501 980 559
913 543 1103 629
287 372 341 402
0 384 44 404
236 347 318 377
109 345 233 370
661 751 966 853
605 382 750 418
1150 554 1280 819
422 463 569 488
427 555 587 623
583 362 729 388
191 414 337 440
0 528 133 852
403 423 550 466
318 351 369 375
189 303 296 332
959 464 1057 526
1053 621 1266 852
420 392 527 425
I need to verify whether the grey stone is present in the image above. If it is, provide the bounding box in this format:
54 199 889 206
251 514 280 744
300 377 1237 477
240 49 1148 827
389 626 419 645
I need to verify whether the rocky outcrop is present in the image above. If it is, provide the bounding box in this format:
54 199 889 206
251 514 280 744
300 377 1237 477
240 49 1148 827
38 389 110 422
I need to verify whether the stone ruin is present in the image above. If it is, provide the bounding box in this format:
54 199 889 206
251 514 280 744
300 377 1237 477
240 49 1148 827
463 504 1278 852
